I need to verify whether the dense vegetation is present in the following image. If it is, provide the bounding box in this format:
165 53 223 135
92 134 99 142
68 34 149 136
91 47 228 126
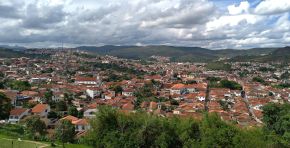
207 77 242 90
84 106 270 148
2 98 290 147
262 103 290 147
0 92 12 120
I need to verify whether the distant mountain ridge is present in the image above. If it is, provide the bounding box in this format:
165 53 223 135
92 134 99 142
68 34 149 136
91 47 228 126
1 45 288 63
76 45 277 62
0 45 26 51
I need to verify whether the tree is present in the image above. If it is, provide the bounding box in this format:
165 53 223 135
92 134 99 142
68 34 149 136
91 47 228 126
85 106 269 148
262 103 290 147
56 100 67 111
44 90 53 104
48 111 59 119
68 106 78 117
0 81 4 89
0 72 4 78
9 80 31 91
64 93 73 105
24 116 47 139
220 80 242 90
0 92 12 119
253 76 265 83
55 119 75 147
111 85 123 95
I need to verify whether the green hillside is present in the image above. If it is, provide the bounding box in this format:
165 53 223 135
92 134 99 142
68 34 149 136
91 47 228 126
0 48 29 58
77 45 277 62
229 47 290 63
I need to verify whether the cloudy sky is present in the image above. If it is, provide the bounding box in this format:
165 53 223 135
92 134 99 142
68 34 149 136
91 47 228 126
1 0 290 49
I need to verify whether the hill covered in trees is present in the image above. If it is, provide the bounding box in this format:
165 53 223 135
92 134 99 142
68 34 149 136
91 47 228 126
76 45 276 62
229 46 290 63
0 48 30 58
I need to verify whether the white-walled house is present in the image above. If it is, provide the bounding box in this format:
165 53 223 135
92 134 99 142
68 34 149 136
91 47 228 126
86 88 101 99
84 109 98 118
73 119 90 132
122 89 134 97
9 108 29 124
75 76 98 85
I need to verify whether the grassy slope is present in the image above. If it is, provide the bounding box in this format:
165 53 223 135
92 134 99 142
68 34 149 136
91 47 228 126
0 134 90 148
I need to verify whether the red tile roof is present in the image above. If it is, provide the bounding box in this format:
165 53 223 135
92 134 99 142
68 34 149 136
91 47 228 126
10 108 28 116
31 104 49 113
61 115 79 122
72 119 88 125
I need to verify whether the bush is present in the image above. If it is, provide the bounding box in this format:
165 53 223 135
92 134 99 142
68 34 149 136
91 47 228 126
84 106 269 148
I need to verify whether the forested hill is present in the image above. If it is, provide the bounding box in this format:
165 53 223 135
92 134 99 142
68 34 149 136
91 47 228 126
0 48 29 58
76 45 277 62
229 46 290 63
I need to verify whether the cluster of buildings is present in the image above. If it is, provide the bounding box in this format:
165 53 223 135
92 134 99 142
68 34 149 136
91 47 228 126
1 49 290 137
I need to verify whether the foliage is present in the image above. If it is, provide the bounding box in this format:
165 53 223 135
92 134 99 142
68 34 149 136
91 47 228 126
206 77 221 82
0 92 12 119
55 119 75 144
8 80 31 91
273 83 290 89
64 92 74 105
94 62 145 76
110 85 123 95
56 100 67 111
44 90 53 105
24 116 47 139
68 106 79 117
84 106 269 148
252 76 268 85
262 103 290 147
218 100 233 111
220 80 242 90
280 71 290 79
48 111 59 119
0 124 24 137
259 67 276 72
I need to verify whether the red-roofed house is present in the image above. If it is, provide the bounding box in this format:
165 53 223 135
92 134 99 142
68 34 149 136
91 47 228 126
31 104 50 118
73 119 89 132
61 115 90 132
9 108 29 124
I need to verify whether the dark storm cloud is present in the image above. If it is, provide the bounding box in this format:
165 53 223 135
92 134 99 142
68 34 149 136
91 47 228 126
21 4 66 29
0 5 21 19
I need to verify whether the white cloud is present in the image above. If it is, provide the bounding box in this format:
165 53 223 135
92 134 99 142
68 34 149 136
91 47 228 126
0 0 290 49
227 1 250 15
254 0 290 15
